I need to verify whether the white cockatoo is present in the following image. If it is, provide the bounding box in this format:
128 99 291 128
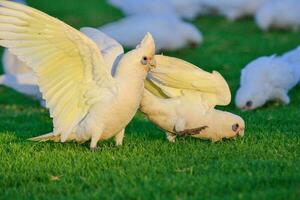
203 0 269 21
235 50 300 110
167 0 212 20
0 1 157 150
108 0 211 20
141 55 245 142
255 0 300 31
99 14 203 52
107 0 177 17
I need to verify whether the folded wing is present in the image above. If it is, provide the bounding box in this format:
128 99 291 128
146 55 231 107
0 1 115 141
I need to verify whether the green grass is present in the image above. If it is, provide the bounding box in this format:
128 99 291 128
0 0 300 199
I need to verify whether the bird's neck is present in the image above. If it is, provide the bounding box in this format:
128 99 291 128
114 64 148 101
115 63 147 84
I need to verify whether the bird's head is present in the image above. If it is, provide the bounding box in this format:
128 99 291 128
190 110 245 142
218 111 245 139
121 33 156 73
235 85 270 111
235 56 284 111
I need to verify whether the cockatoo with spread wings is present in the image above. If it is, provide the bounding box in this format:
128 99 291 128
0 1 156 150
141 56 245 142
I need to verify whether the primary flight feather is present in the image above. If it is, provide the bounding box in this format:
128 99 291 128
0 1 156 149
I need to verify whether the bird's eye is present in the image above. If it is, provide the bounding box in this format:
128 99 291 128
141 56 148 65
246 101 252 108
232 123 239 132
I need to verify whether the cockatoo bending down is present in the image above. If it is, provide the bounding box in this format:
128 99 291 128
255 0 300 32
235 47 300 110
141 55 245 142
99 14 203 52
0 1 157 150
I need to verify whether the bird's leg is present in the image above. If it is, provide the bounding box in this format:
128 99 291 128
274 89 290 105
115 129 125 146
90 131 103 151
166 132 177 143
174 119 186 134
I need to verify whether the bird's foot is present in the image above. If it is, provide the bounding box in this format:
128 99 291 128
166 132 176 143
90 147 100 152
115 142 123 146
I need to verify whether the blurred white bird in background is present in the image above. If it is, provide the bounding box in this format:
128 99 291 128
235 46 300 110
0 50 40 98
99 14 203 52
203 0 270 21
255 0 300 31
108 0 176 16
168 0 213 20
0 1 157 149
141 55 245 142
108 0 211 20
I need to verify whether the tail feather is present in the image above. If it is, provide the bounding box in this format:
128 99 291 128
28 132 61 142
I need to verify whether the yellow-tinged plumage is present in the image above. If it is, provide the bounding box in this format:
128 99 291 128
146 55 231 107
0 1 115 142
141 56 245 142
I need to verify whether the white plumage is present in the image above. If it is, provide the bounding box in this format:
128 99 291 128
255 0 300 31
168 0 211 20
0 1 157 150
204 0 269 21
108 0 176 17
99 14 203 52
282 46 300 66
235 46 300 110
0 49 41 98
141 55 245 142
108 0 209 20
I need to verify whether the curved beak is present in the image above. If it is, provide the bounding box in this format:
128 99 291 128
149 57 156 70
237 127 245 137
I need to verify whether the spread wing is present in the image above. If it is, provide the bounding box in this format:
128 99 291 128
0 1 115 141
146 55 231 107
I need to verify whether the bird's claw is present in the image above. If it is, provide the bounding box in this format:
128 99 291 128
90 147 100 152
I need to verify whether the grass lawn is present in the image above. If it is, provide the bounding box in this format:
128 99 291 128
0 0 300 199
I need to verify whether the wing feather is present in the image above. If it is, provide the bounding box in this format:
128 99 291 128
0 1 115 141
147 55 231 107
